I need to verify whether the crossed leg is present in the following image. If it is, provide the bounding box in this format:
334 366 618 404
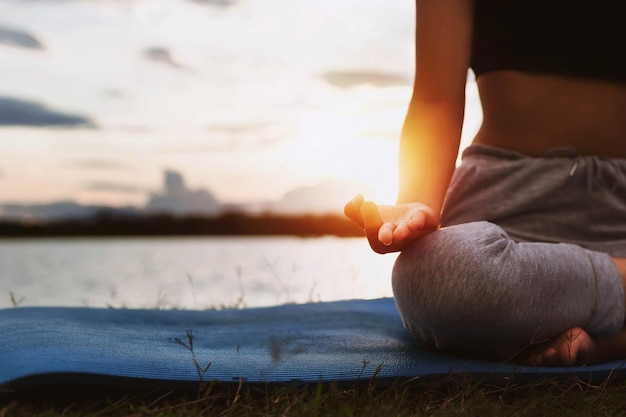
526 258 626 366
393 222 626 366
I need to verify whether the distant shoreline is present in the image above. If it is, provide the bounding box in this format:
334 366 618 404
0 212 364 238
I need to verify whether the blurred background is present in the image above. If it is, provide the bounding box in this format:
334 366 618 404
0 0 481 309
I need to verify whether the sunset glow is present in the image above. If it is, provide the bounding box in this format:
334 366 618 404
0 0 481 215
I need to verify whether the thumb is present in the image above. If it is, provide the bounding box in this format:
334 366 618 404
344 194 365 228
361 201 384 245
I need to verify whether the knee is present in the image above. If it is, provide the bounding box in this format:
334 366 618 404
391 221 515 350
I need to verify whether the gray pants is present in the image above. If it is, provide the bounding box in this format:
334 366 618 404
392 144 626 354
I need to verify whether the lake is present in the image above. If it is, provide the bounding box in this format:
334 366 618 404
0 236 398 310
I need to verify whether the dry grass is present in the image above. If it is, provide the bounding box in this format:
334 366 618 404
3 375 626 417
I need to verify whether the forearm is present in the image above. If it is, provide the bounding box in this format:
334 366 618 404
396 0 473 214
396 99 464 215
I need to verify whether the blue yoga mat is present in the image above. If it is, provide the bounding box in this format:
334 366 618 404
1 298 625 392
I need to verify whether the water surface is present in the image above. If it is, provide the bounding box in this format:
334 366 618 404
0 236 397 309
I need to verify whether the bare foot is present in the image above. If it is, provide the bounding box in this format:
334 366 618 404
525 258 626 367
526 327 598 367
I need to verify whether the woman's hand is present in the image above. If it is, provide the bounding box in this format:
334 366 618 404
344 194 439 254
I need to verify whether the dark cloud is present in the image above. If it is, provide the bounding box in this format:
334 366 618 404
322 70 410 89
143 47 184 69
0 26 44 50
0 201 113 222
187 0 238 7
0 171 221 220
145 170 222 216
84 181 146 194
0 97 96 128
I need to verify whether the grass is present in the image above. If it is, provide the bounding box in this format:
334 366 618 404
3 375 626 416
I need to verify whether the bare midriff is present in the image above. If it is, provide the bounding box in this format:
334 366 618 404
473 71 626 158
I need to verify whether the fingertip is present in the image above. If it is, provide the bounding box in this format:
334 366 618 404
349 194 364 207
378 225 394 246
363 201 383 223
407 212 426 231
360 200 374 216
392 222 411 242
345 194 362 212
343 200 354 217
361 199 379 212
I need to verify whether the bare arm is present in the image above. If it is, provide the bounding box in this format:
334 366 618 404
398 0 474 211
345 0 474 253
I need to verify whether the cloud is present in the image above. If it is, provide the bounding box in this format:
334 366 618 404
199 136 284 152
150 123 286 154
270 179 373 215
204 122 287 150
0 201 114 222
0 97 96 128
101 88 126 100
143 47 184 69
84 181 146 194
145 170 222 216
322 70 410 89
67 158 131 170
187 0 238 7
0 26 44 50
114 125 153 134
207 122 272 136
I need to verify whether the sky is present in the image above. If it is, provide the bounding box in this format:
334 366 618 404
0 0 483 214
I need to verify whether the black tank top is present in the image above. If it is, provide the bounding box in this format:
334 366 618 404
471 0 626 81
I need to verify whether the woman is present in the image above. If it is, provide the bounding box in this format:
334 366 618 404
345 0 626 366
